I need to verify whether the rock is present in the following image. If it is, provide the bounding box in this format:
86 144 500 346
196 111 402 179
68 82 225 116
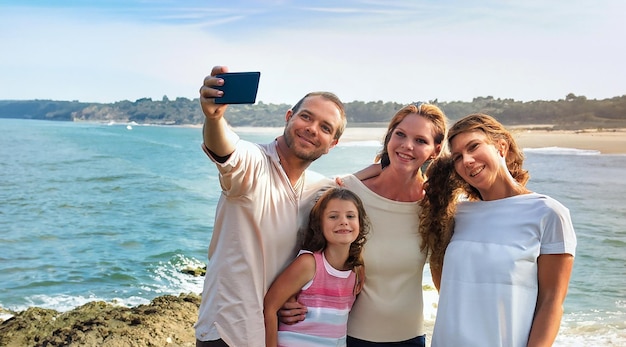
181 266 207 277
0 293 201 347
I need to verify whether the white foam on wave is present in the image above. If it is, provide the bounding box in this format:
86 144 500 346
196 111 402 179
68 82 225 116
523 147 600 156
1 254 206 319
555 319 626 346
146 254 205 295
5 293 150 315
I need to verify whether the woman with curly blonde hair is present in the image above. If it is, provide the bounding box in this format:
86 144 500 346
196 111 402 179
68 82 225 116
421 113 576 347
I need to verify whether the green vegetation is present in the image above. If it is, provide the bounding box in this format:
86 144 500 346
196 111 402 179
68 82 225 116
1 93 625 130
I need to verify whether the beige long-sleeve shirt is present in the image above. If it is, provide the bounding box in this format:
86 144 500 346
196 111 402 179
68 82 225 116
195 138 332 347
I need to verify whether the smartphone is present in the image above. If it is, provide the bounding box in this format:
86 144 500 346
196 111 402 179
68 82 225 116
214 72 261 104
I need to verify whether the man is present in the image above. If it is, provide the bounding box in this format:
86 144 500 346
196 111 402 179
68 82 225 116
195 65 347 346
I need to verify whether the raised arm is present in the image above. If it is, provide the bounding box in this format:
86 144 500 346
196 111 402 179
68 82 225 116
199 65 239 158
264 253 316 347
527 253 574 347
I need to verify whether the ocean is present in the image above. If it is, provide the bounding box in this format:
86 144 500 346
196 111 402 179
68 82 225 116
0 118 624 346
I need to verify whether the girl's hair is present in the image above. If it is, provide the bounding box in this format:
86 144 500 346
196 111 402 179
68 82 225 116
302 188 370 269
419 113 529 272
376 102 448 172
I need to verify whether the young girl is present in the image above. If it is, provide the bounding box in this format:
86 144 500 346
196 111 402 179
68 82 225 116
264 187 370 347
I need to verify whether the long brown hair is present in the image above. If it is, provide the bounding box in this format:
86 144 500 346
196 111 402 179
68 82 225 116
302 188 370 270
419 156 463 276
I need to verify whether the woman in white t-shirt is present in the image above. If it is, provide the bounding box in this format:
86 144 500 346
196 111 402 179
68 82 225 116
420 113 577 347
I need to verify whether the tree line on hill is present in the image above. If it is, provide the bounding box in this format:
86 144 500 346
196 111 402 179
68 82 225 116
1 93 625 130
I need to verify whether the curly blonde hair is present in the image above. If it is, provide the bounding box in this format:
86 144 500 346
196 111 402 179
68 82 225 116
419 113 530 273
419 156 463 276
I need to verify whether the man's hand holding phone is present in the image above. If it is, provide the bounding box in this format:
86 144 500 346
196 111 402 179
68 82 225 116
199 66 230 120
200 66 251 157
213 71 261 104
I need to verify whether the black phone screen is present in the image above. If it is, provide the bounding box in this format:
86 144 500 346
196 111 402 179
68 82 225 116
214 72 261 104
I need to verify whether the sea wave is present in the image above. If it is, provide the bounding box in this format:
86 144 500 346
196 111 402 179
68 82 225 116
523 147 601 155
0 254 205 316
556 312 626 346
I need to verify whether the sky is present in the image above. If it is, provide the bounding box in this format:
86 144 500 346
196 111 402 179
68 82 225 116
1 0 625 105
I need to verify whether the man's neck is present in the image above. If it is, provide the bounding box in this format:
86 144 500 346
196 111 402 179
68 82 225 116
275 136 310 186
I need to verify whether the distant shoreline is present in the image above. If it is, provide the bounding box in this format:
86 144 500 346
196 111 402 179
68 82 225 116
72 121 626 155
230 126 626 155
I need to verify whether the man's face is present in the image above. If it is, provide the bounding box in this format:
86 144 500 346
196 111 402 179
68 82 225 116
283 95 342 162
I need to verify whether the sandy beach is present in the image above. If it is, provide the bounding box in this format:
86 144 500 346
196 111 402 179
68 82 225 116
173 125 626 154
333 127 626 155
512 129 626 154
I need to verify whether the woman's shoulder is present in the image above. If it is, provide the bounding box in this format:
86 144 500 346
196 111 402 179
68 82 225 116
495 193 572 221
456 192 567 211
523 193 570 212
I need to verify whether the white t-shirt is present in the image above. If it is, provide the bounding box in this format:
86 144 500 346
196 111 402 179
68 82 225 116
194 138 333 347
342 175 427 342
432 193 577 347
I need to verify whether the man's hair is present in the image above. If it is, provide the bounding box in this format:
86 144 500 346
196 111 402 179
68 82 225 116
291 92 347 140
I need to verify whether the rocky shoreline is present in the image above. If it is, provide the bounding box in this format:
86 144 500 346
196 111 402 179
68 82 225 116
0 293 201 347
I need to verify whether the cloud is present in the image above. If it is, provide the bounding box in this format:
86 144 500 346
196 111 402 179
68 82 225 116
0 1 624 104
